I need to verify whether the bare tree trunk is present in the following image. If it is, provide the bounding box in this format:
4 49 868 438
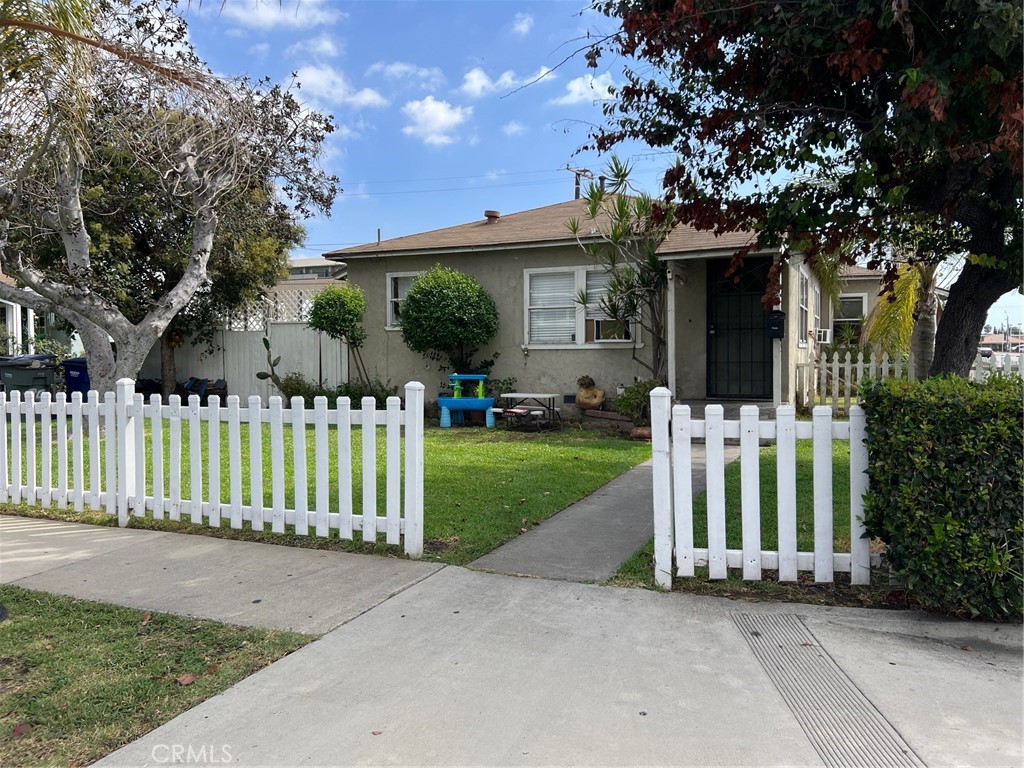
160 333 177 397
931 261 1017 377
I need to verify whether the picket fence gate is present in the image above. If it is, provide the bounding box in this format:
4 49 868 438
0 379 425 558
650 388 878 589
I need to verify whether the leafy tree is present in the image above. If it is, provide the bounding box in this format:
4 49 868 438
586 0 1022 377
399 266 499 373
0 0 337 394
308 284 372 388
568 157 674 382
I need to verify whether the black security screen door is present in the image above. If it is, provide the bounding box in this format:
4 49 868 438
706 258 772 398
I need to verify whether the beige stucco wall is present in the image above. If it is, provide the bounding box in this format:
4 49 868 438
668 260 707 399
344 245 655 402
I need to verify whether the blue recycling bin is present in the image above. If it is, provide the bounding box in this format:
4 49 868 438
61 357 90 395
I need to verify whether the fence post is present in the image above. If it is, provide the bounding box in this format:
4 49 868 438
650 387 674 589
849 406 871 585
403 382 425 558
116 379 136 527
739 404 761 581
812 405 834 582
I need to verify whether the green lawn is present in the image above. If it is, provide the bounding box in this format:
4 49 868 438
0 585 312 767
6 425 652 565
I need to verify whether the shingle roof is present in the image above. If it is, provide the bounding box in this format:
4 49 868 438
840 265 884 278
325 198 755 259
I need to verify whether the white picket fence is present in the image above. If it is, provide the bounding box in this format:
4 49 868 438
0 379 425 557
797 350 1022 413
650 388 877 588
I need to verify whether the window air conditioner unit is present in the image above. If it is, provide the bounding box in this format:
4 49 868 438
815 328 832 344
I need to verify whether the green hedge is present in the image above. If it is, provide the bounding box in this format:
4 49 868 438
862 375 1023 620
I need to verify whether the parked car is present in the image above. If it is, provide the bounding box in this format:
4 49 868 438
977 346 994 358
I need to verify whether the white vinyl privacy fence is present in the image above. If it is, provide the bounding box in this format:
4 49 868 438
650 388 878 589
0 379 425 557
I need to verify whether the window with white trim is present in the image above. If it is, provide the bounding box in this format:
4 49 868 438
798 270 810 345
386 272 418 328
525 267 633 346
833 294 867 338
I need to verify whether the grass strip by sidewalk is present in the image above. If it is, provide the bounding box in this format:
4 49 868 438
0 585 313 767
4 426 652 566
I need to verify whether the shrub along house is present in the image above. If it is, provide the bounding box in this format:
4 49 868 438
325 199 827 407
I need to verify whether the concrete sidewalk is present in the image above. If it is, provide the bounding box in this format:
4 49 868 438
471 444 740 582
0 515 442 634
2 514 1021 767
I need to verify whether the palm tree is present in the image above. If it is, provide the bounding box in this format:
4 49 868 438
861 262 939 379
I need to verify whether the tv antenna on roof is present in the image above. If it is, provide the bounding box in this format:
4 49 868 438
565 164 594 199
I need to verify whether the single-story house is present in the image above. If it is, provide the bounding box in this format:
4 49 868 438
326 199 916 406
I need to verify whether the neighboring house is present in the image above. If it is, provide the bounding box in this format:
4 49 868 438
0 268 75 355
326 199 832 406
980 333 1024 352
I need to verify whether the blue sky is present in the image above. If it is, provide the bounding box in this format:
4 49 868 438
180 0 1022 329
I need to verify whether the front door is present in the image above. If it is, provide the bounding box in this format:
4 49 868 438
706 258 772 398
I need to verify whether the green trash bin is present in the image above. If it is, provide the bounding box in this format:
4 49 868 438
0 355 57 397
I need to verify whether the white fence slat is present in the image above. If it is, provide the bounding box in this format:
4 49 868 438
25 393 36 504
812 406 834 582
651 389 674 588
247 396 264 531
269 397 285 534
337 397 353 540
291 396 309 535
314 397 330 537
671 405 695 578
775 405 798 582
39 393 52 508
104 392 116 517
87 392 101 511
739 405 761 581
385 396 401 545
0 393 7 504
227 396 243 530
115 381 134 526
55 394 68 509
402 383 425 558
150 395 164 519
207 395 221 527
71 393 85 512
132 393 145 517
9 392 22 504
705 405 728 580
188 394 203 525
168 395 181 521
360 396 377 543
849 405 871 585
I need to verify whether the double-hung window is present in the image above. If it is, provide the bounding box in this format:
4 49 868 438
386 272 418 329
798 270 810 345
833 294 867 339
525 267 633 346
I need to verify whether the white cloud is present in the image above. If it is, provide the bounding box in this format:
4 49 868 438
221 0 344 30
401 96 472 146
295 65 389 109
366 61 445 91
550 73 615 105
459 66 554 98
512 13 534 36
286 33 341 59
502 121 526 137
247 42 270 58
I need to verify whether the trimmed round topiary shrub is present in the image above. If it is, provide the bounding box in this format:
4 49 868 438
861 374 1023 620
399 266 499 373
